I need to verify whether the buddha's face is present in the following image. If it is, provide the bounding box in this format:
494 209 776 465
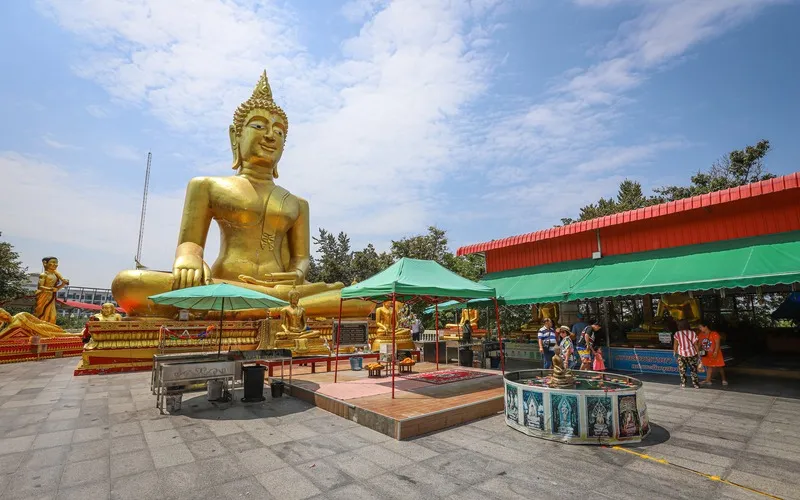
289 293 300 306
101 304 115 317
236 110 286 168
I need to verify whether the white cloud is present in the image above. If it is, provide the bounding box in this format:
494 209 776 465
86 104 108 118
43 135 82 150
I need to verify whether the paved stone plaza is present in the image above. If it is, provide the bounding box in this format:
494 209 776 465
0 358 798 499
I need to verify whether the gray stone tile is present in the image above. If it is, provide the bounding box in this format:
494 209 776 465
110 434 146 455
255 466 321 500
109 421 141 438
177 423 213 442
217 431 261 453
39 419 80 433
32 430 74 450
358 443 413 469
3 463 62 499
209 476 270 499
140 418 173 433
234 447 288 475
0 451 26 475
420 450 508 485
2 423 42 438
61 456 109 488
323 450 387 481
269 439 338 465
325 483 382 500
150 441 194 468
187 438 228 460
144 428 182 448
297 459 353 490
0 435 35 455
72 425 109 443
20 445 70 471
56 479 111 500
46 408 80 421
111 470 160 500
110 449 155 479
67 438 111 462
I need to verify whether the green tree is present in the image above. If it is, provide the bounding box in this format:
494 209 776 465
654 140 774 202
560 179 659 225
0 232 29 303
391 226 484 280
351 244 393 282
311 229 353 285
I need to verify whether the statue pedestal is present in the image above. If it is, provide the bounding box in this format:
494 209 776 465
371 336 416 352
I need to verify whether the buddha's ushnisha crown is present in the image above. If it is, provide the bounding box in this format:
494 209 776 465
232 71 288 136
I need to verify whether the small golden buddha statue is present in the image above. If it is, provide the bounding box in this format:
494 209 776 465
548 346 575 389
642 293 701 331
0 308 71 341
371 300 415 352
34 257 69 324
277 289 320 340
110 71 373 320
445 308 479 330
520 303 559 332
93 303 122 322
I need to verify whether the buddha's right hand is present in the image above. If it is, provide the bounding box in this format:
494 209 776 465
172 255 210 289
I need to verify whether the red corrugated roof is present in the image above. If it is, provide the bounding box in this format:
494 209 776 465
58 299 124 313
457 172 800 256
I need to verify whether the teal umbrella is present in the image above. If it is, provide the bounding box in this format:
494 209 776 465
149 283 288 355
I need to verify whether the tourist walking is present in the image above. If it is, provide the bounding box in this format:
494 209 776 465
697 322 728 386
571 313 588 337
538 318 558 369
410 314 423 341
673 319 700 388
577 320 601 370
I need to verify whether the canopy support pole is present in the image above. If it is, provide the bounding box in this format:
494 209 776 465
493 298 504 374
334 298 343 383
217 300 225 358
435 303 440 370
391 293 397 399
602 298 611 369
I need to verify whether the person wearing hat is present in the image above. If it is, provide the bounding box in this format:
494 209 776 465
558 326 574 367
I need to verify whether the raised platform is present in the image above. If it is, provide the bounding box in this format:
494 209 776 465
0 336 84 365
284 361 504 440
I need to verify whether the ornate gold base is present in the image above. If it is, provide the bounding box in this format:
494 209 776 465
274 337 330 357
371 336 416 352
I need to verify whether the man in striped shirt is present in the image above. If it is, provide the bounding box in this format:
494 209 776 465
538 318 558 369
673 319 700 388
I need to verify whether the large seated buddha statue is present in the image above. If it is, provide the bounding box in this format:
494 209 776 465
641 293 701 332
111 71 373 321
371 300 415 352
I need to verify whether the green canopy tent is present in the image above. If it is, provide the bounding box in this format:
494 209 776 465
336 258 501 398
149 283 288 356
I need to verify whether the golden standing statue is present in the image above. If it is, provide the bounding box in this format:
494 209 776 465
34 257 69 324
93 303 122 322
111 71 373 320
371 300 415 352
0 308 70 341
642 293 702 331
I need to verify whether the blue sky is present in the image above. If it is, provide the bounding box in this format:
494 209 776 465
0 0 798 287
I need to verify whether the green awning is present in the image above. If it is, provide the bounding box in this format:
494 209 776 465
341 257 496 303
423 298 498 314
480 259 595 305
568 231 800 300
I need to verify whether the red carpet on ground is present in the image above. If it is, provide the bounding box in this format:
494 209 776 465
402 368 494 385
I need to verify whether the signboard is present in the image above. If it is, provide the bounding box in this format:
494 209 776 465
332 320 369 346
657 332 673 344
609 347 679 375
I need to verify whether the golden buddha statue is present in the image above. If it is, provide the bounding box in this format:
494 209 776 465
34 257 69 324
273 288 327 355
641 293 701 331
371 300 415 352
93 303 122 322
445 308 479 330
110 71 373 320
520 303 559 333
0 308 71 341
548 346 575 389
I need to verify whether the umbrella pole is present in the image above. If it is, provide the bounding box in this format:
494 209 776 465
217 300 225 358
391 293 396 400
334 298 343 383
435 303 439 370
493 298 504 374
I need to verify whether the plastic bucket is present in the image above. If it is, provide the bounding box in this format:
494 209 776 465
270 380 284 398
350 356 363 371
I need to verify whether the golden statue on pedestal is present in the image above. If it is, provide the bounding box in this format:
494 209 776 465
272 288 327 355
93 303 122 322
641 293 701 332
34 257 68 324
0 308 71 341
520 303 559 334
445 308 479 330
548 346 575 389
371 300 415 352
110 71 373 321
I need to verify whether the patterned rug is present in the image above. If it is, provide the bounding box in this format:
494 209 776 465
402 369 494 385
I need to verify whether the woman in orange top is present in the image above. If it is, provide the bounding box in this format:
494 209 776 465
697 322 727 386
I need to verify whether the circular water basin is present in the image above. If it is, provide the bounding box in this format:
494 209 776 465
504 369 650 445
